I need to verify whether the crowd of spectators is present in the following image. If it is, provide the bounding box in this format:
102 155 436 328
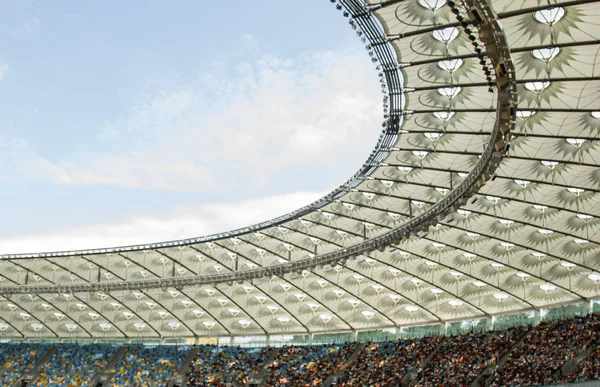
414 326 528 386
31 344 118 387
489 313 600 386
563 346 600 383
0 343 50 385
265 343 357 386
0 312 598 386
340 336 440 386
187 345 270 386
109 344 189 387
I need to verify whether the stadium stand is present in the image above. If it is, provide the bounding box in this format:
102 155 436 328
0 343 50 386
30 344 118 387
186 345 270 386
0 314 598 386
264 343 358 386
340 336 440 386
489 313 600 386
109 345 190 387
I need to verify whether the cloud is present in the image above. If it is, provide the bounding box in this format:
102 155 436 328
0 190 324 254
18 41 381 193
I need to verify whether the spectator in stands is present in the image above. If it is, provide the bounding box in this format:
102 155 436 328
31 344 118 387
110 345 189 387
414 326 528 386
0 343 50 385
341 336 440 386
265 343 357 386
490 313 600 386
187 345 270 386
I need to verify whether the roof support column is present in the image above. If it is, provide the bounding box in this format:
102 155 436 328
266 334 271 347
533 309 541 326
587 299 594 315
351 330 358 342
308 333 314 345
486 316 494 331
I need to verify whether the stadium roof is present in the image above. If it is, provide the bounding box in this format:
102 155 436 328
0 0 599 339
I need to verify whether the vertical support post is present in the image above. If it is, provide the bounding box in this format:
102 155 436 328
351 330 358 342
266 334 271 347
308 333 314 346
588 299 594 315
533 309 541 326
486 316 494 331
229 336 234 346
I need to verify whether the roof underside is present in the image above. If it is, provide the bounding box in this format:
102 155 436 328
0 0 599 339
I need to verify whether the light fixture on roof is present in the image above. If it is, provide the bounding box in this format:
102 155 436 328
560 262 576 269
203 321 216 329
424 132 443 140
98 323 112 331
438 86 461 98
361 310 376 320
410 278 424 286
463 253 476 260
576 214 592 221
217 298 229 306
397 166 414 174
425 261 438 268
516 272 530 279
405 305 420 312
514 179 530 188
493 292 509 302
319 313 333 323
0 323 9 332
433 111 454 121
472 281 486 287
306 303 319 312
591 112 600 119
538 229 554 236
238 319 252 328
588 273 600 282
192 309 204 317
418 0 446 10
347 299 361 308
516 110 536 119
389 294 402 302
566 138 586 147
525 81 550 93
574 239 589 246
167 321 181 330
456 209 471 217
88 312 100 320
491 262 505 269
228 308 240 317
500 242 515 250
534 7 566 25
431 27 459 43
498 219 514 227
448 299 463 308
541 160 559 169
430 288 444 295
438 58 463 74
532 47 560 61
30 323 43 331
540 283 557 294
277 316 291 324
333 289 345 298
466 232 479 240
294 293 307 302
450 271 463 279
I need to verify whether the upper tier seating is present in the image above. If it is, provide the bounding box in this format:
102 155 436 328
340 336 440 386
0 343 50 385
187 345 270 386
414 326 528 386
31 344 118 387
490 313 600 386
109 344 190 387
265 343 357 386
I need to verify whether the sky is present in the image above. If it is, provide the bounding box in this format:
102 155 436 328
0 0 381 253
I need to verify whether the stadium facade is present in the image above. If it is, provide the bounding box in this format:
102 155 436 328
0 0 599 347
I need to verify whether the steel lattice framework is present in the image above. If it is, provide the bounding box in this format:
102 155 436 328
0 0 599 339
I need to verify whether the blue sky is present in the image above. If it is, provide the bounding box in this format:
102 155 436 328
0 0 381 253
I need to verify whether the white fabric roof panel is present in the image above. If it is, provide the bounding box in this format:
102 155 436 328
0 0 598 338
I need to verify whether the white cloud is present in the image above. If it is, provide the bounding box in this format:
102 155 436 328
19 45 381 193
0 190 324 254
